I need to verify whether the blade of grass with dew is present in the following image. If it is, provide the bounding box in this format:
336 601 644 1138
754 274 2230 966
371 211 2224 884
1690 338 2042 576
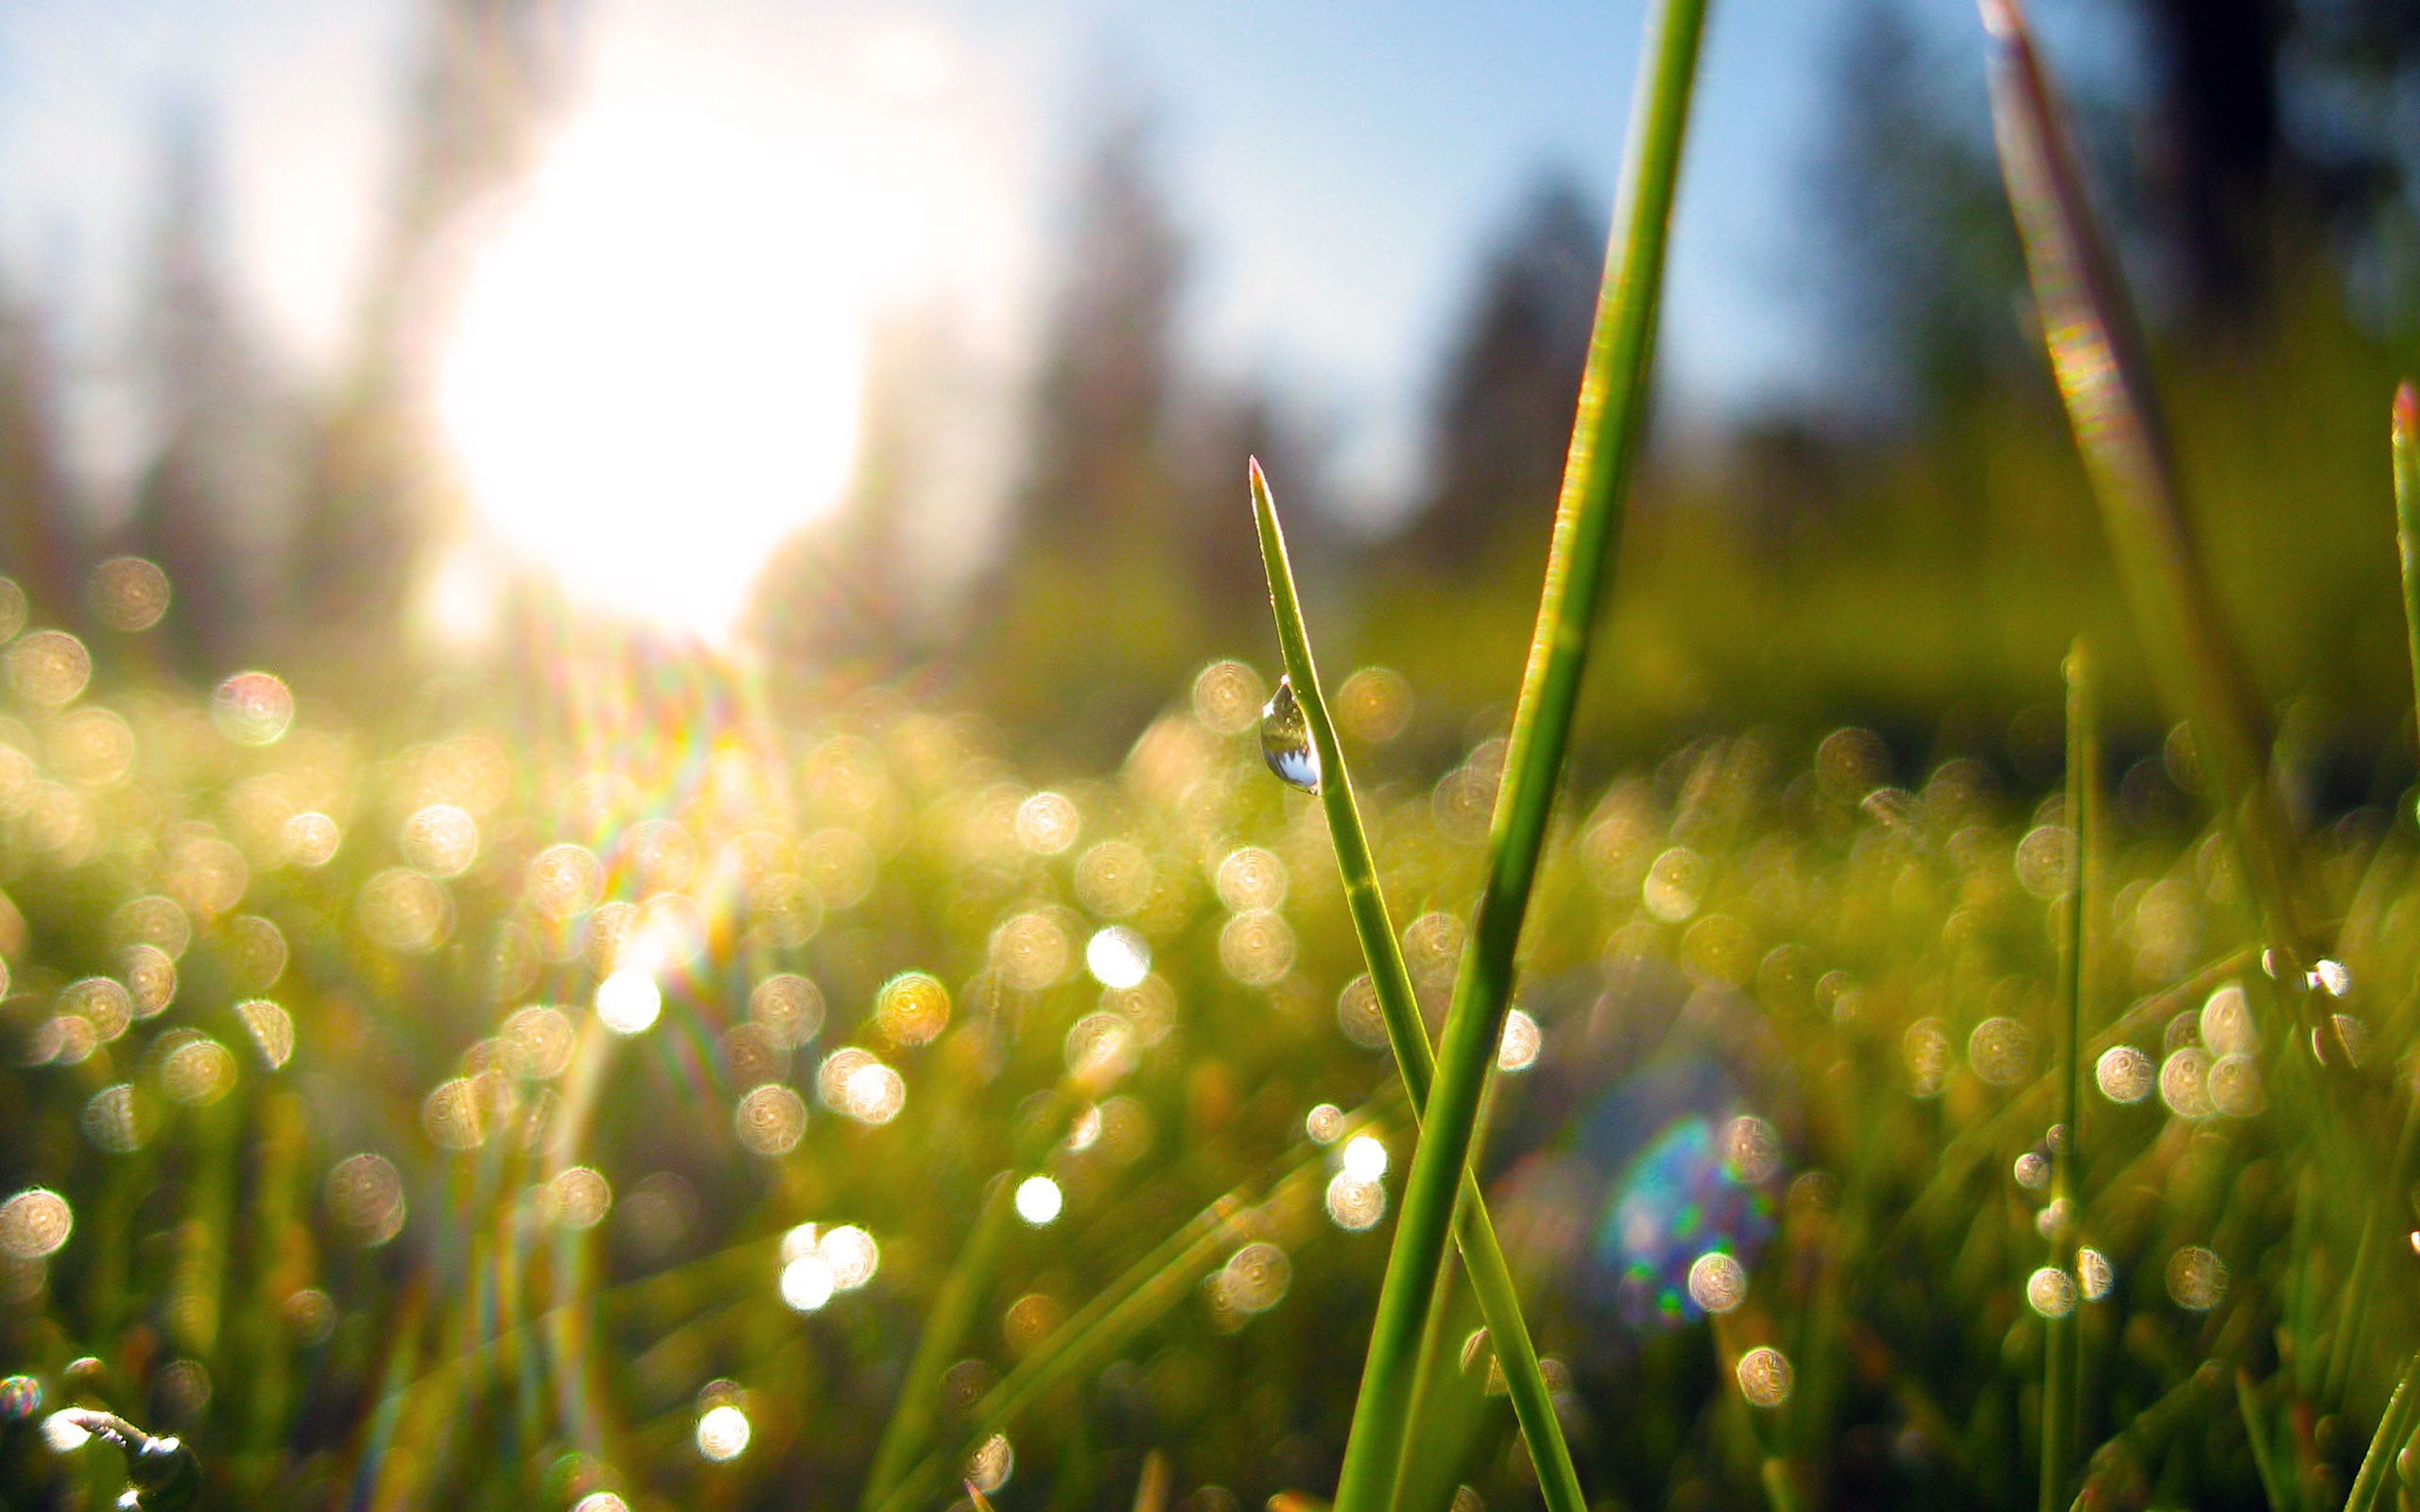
1979 0 2323 985
2344 1352 2420 1512
1328 1 1708 1505
1250 461 1586 1512
2040 640 2094 1512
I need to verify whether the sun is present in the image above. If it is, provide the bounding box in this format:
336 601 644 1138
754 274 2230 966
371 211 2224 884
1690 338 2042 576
436 83 868 643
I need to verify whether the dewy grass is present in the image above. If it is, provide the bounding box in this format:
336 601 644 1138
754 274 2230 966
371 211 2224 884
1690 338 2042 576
869 1092 1411 1512
1249 461 1586 1512
1327 0 1708 1505
1979 0 2323 979
2037 640 2093 1512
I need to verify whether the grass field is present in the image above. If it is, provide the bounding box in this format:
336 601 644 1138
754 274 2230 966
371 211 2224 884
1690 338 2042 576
9 1 2420 1509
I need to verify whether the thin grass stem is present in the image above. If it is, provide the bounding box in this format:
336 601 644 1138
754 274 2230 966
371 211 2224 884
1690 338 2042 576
1328 1 1709 1504
1251 463 1586 1512
2345 1352 2420 1512
2039 640 2094 1512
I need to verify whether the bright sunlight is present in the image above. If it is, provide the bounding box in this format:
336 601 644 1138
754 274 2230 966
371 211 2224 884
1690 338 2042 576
436 84 867 642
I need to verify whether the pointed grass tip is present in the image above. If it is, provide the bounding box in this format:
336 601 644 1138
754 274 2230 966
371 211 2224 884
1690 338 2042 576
2395 381 2417 446
1247 455 1269 491
1978 0 2022 41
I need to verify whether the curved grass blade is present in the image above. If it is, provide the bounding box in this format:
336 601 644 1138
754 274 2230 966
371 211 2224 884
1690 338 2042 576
1329 0 1709 1504
1250 463 1586 1512
1979 0 2321 981
2039 640 2094 1512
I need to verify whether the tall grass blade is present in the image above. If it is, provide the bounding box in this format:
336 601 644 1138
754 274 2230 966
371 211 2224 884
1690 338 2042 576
1328 0 1709 1504
1250 462 1586 1512
858 1173 1018 1510
1979 0 2321 973
2344 1352 2420 1512
2040 640 2094 1512
2394 382 2420 724
2329 382 2420 1406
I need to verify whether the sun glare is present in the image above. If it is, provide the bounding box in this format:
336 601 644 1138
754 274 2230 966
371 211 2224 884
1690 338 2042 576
438 87 868 642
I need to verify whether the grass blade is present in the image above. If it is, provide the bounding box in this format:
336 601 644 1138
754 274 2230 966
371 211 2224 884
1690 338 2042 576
2325 383 2420 1408
1979 0 2321 974
869 1095 1408 1512
1328 0 1709 1505
857 1172 1019 1510
2395 382 2420 727
2039 640 2094 1512
1250 463 1586 1512
2344 1352 2420 1512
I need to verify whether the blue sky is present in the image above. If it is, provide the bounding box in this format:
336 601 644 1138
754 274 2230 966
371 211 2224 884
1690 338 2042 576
0 0 2084 520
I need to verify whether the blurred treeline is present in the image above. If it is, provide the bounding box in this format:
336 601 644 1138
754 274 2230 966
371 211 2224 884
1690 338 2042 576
6 0 2420 776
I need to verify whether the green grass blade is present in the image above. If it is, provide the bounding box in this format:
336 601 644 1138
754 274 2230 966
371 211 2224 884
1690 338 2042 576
1328 0 1709 1505
1251 461 1587 1512
2395 382 2420 730
2039 640 2095 1512
2323 383 2420 1411
2233 1371 2293 1512
2344 1352 2420 1512
870 1096 1407 1512
1979 0 2320 973
857 1172 1019 1511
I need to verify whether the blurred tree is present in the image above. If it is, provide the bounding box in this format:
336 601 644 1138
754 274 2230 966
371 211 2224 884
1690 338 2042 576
1810 2 2029 422
964 109 1337 754
1395 171 1602 576
287 0 566 690
2131 0 2420 327
0 272 83 624
125 121 298 676
744 318 933 707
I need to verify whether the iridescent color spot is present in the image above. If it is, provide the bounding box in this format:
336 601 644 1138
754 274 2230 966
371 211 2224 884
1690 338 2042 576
1597 1113 1780 1330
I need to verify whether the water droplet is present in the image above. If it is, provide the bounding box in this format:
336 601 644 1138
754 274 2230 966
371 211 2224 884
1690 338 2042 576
1736 1346 1794 1407
1305 1104 1345 1143
781 1254 835 1311
1258 677 1321 793
2014 1150 2050 1190
1220 1242 1292 1313
1687 1252 1748 1314
2027 1265 2077 1317
1085 926 1151 989
1325 1171 1386 1230
734 1085 807 1155
2096 1044 2154 1104
2077 1246 2114 1299
1497 1008 1543 1072
1341 1134 1389 1182
821 1224 879 1289
965 1432 1014 1493
596 970 662 1035
0 1189 73 1258
696 1402 751 1461
1013 1175 1063 1226
2165 1245 2227 1311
